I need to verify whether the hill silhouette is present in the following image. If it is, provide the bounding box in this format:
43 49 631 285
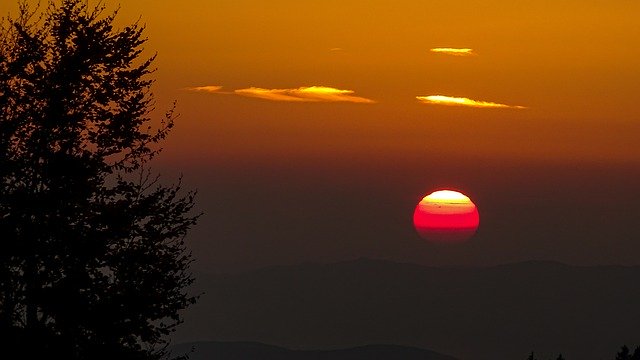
173 259 640 360
170 341 458 360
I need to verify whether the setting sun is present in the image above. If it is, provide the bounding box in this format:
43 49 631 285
413 190 480 243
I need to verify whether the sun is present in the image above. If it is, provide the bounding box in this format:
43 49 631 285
413 189 480 243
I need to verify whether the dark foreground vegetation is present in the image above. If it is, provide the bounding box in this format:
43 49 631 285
527 345 640 360
1 1 198 359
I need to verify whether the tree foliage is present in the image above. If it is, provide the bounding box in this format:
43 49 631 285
617 346 632 360
0 1 199 358
617 345 640 360
526 345 640 360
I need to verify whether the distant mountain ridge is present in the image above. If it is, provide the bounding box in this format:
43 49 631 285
171 341 458 360
174 258 640 360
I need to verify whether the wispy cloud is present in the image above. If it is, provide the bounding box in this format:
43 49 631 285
183 85 224 93
416 95 526 109
329 47 344 52
430 48 476 56
234 86 375 103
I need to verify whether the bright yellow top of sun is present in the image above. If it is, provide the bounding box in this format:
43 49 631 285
421 190 472 204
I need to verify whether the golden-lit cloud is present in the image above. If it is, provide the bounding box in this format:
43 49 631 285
234 86 375 103
430 48 476 56
416 95 526 109
329 47 344 51
184 85 223 92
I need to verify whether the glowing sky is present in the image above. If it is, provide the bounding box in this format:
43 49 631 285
2 0 636 164
2 0 639 270
106 0 639 165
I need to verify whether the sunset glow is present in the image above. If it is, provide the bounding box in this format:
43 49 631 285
416 95 526 109
184 85 223 93
413 190 480 243
26 0 639 273
422 190 472 203
234 86 375 103
430 48 476 56
1 1 639 358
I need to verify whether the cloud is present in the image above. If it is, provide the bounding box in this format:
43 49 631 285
330 47 344 52
416 95 526 109
183 85 373 103
430 48 476 56
234 86 375 103
183 85 223 92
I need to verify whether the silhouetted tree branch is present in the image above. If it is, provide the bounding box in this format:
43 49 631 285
618 346 632 360
0 1 199 359
617 345 640 360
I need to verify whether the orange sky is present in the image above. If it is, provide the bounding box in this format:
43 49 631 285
3 0 640 270
3 0 638 166
133 0 640 166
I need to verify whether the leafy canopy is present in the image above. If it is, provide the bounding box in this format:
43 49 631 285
0 1 199 359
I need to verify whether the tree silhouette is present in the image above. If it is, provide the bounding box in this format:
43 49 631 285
527 351 538 360
632 347 640 360
0 1 199 359
556 354 565 360
617 346 632 360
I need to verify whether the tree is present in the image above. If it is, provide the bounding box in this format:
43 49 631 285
527 351 537 360
556 354 565 360
0 1 199 359
631 346 640 360
617 346 632 360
